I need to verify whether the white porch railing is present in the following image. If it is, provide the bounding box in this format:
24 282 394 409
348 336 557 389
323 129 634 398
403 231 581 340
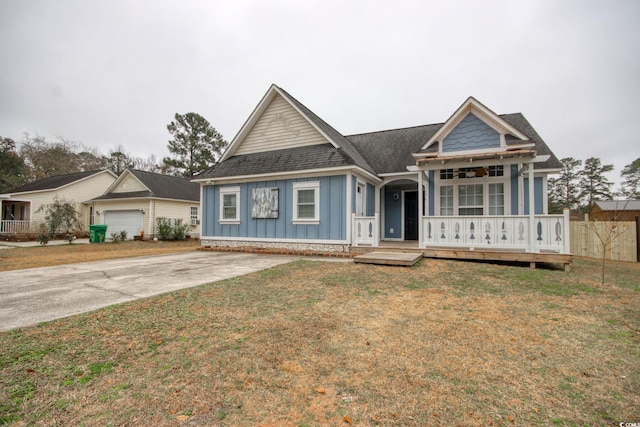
352 213 379 246
421 211 570 254
0 220 31 234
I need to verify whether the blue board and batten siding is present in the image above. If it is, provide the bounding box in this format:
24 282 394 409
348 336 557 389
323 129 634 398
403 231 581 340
442 113 500 152
202 175 347 241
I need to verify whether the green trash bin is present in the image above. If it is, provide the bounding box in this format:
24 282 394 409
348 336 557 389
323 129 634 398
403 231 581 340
89 224 108 243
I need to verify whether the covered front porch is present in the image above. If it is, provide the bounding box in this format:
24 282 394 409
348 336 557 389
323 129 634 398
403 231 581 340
1 199 31 234
350 158 572 268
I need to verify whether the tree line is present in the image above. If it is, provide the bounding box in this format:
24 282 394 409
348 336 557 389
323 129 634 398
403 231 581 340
548 156 640 213
0 112 227 193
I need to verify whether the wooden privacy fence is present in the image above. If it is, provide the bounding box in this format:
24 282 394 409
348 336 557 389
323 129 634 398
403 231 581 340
570 220 638 262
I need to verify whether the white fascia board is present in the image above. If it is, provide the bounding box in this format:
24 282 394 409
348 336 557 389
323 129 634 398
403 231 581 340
534 168 562 174
379 170 419 176
418 157 531 170
94 196 197 204
201 166 382 185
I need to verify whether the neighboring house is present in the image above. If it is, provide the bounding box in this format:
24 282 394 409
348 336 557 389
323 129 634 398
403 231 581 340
89 169 200 239
590 200 640 221
194 84 569 262
0 170 117 234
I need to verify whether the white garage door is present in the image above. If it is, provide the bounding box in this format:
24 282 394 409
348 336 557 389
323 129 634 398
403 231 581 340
103 210 143 240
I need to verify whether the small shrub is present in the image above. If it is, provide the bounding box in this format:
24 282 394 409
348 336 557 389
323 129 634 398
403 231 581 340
110 232 119 243
155 217 190 241
64 233 75 244
119 230 128 241
172 219 190 241
37 234 49 246
156 217 173 240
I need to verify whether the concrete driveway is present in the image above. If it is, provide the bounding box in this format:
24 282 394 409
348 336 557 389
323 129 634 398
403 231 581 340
0 251 298 332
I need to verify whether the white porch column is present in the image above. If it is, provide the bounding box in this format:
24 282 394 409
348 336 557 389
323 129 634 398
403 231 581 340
528 164 536 253
418 170 424 248
346 173 352 245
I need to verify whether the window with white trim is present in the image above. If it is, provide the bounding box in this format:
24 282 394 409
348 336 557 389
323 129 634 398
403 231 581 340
488 183 505 215
440 185 454 215
458 184 484 215
435 165 509 216
219 186 240 223
292 181 320 224
190 206 199 225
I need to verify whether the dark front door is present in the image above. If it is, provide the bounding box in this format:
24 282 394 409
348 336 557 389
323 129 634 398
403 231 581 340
404 191 418 240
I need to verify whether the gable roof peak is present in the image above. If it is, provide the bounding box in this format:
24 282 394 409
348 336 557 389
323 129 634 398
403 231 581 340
420 96 529 151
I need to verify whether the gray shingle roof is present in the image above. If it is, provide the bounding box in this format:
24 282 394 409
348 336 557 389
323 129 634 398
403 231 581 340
4 170 108 194
276 86 377 175
347 124 441 174
93 169 199 202
500 113 562 170
594 200 640 211
201 144 352 179
350 113 562 174
200 87 562 179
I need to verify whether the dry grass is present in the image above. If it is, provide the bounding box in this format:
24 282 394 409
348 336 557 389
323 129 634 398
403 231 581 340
1 256 639 426
0 240 200 272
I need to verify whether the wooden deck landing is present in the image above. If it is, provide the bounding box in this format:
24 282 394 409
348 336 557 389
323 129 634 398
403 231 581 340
352 243 573 271
354 251 422 267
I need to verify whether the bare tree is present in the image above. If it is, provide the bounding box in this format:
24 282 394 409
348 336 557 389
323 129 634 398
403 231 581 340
588 200 631 284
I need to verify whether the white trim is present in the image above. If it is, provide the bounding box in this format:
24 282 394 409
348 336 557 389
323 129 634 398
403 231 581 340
292 181 320 224
355 180 366 216
346 173 352 244
192 165 382 185
378 171 418 177
92 196 198 204
202 235 348 245
433 167 511 217
219 186 241 224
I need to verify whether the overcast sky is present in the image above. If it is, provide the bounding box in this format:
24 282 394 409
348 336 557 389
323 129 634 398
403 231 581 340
1 0 638 185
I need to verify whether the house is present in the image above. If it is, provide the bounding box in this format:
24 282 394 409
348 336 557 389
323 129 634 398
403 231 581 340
89 169 200 239
193 84 570 265
590 200 640 222
0 170 117 234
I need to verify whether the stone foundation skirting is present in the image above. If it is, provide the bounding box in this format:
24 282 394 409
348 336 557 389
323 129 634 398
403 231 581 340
199 239 354 258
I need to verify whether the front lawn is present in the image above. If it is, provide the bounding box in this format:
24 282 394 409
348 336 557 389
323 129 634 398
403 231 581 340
1 257 638 426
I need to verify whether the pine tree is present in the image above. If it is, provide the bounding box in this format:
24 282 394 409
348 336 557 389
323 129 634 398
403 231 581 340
619 157 640 199
579 157 614 210
163 112 227 178
548 157 582 212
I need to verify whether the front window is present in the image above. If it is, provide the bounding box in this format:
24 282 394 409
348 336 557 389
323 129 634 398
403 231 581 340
458 184 484 215
488 183 505 215
219 187 240 223
190 206 199 225
293 181 320 224
440 185 454 215
436 165 507 216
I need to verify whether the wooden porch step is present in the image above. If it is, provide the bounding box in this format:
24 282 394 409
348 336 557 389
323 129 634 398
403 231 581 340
354 251 422 267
